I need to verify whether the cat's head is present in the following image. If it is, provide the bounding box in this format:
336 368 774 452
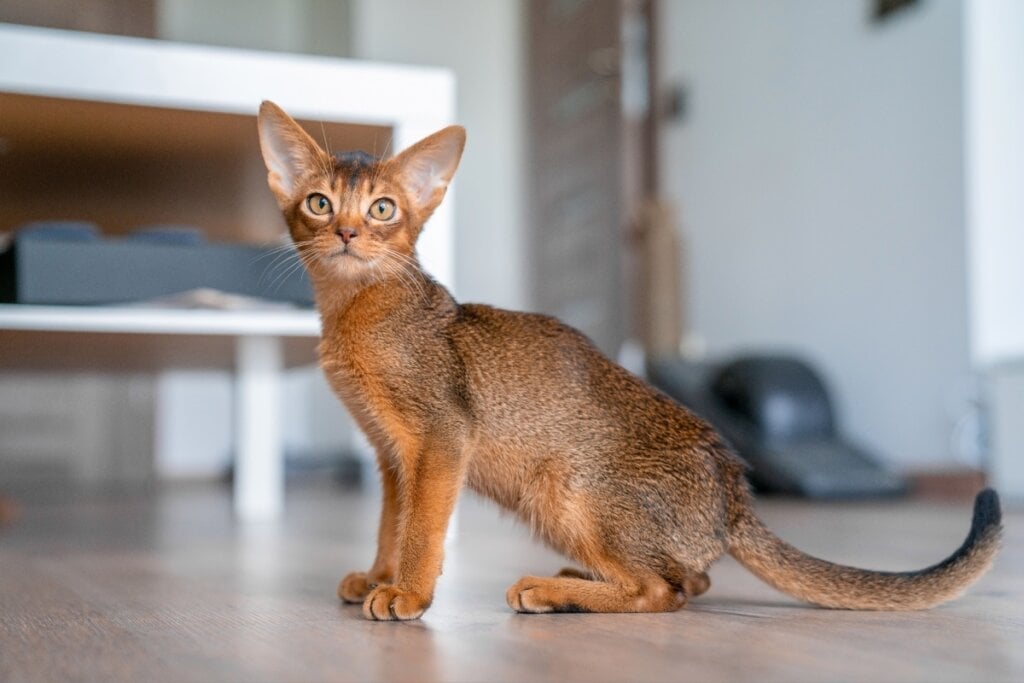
257 100 465 282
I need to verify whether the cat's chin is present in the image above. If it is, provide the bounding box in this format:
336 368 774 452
321 251 375 281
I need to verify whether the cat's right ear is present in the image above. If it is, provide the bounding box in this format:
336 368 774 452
257 101 326 208
391 125 466 220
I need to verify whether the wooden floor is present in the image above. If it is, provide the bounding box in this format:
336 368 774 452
1 481 1021 683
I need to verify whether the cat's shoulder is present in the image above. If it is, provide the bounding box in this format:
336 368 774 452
454 303 594 345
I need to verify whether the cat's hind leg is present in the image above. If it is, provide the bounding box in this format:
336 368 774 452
554 566 710 597
555 567 593 580
507 573 683 614
507 565 685 614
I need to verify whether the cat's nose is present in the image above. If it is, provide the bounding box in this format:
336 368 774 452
336 227 358 244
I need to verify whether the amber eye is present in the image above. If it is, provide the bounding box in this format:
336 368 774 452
306 193 332 216
369 198 397 221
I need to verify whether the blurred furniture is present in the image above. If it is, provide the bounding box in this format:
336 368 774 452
0 304 319 519
649 355 906 499
0 0 155 38
0 23 457 519
0 22 455 280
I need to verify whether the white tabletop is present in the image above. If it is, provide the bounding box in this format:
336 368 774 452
0 304 321 337
0 22 453 127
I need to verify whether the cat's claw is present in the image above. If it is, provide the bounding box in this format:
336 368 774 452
363 585 431 621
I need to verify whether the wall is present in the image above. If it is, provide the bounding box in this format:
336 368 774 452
964 0 1024 367
659 0 972 468
158 0 352 58
350 0 525 309
964 0 1024 497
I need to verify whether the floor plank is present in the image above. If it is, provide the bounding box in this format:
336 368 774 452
0 483 1020 683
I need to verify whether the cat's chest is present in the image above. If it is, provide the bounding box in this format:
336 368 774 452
316 309 435 448
318 317 406 404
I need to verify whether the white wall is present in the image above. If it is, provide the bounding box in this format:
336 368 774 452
965 0 1024 367
158 0 352 58
964 0 1024 497
350 0 525 309
660 0 973 468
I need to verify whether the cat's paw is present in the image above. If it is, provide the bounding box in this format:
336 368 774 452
363 585 431 621
338 571 385 603
683 571 711 598
506 576 560 613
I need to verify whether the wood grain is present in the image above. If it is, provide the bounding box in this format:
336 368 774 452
0 483 1020 682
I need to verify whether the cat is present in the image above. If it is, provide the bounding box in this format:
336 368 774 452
256 100 1002 621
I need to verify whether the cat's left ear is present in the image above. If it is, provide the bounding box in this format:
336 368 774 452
392 126 466 217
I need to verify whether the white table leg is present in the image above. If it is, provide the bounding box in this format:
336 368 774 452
234 335 284 521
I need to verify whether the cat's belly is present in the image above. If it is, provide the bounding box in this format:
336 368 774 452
464 434 596 557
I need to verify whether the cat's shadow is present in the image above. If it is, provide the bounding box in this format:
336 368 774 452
337 601 441 681
337 600 439 628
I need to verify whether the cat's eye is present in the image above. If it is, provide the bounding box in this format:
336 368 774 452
369 198 397 221
306 193 333 216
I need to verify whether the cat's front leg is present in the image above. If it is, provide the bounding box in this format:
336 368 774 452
363 437 465 621
338 456 401 603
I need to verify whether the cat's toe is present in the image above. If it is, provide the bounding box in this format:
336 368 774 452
506 577 555 613
338 572 376 603
363 585 430 621
684 571 711 598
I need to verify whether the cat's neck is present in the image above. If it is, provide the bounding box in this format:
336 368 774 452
310 258 435 322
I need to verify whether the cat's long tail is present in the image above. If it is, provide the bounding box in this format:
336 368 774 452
727 489 1002 610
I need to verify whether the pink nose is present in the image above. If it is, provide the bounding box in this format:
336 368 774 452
337 227 358 244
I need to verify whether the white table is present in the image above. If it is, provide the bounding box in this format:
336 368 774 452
0 24 457 518
0 22 457 289
0 304 321 521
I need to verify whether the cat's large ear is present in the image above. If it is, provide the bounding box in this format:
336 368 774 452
257 101 326 207
391 126 466 218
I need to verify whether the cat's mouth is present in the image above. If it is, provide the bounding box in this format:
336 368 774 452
320 245 373 278
326 246 363 261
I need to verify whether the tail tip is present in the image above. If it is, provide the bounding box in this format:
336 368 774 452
973 488 1002 531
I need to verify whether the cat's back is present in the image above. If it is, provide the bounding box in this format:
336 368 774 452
453 303 602 385
451 302 684 437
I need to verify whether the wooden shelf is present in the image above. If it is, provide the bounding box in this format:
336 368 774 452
0 92 390 242
0 22 456 277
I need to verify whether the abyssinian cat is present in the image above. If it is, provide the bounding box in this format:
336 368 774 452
257 101 1002 621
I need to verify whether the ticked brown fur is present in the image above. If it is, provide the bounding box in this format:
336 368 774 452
257 101 1002 620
